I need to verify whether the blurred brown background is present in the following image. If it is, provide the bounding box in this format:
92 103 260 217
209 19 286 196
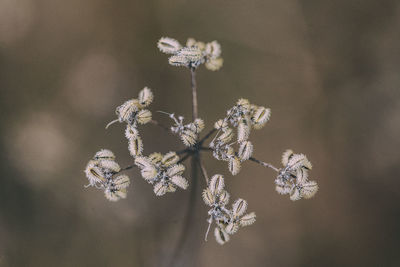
1 0 399 266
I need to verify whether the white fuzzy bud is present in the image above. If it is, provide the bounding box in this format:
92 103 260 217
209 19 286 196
290 187 302 201
153 182 168 196
237 119 251 142
141 166 158 181
228 156 241 175
137 109 152 124
138 87 153 107
238 141 253 161
85 160 106 185
282 149 294 167
162 152 179 166
218 190 230 205
214 119 228 130
180 129 197 146
170 175 189 190
113 175 130 189
218 128 234 144
301 181 318 199
214 227 230 245
205 58 223 71
134 156 152 169
98 159 121 173
240 212 256 226
94 149 115 160
128 136 143 157
232 198 248 217
202 188 215 206
125 125 139 140
209 174 225 194
205 41 221 59
225 222 239 235
166 164 185 177
157 37 182 54
149 153 163 164
251 106 271 129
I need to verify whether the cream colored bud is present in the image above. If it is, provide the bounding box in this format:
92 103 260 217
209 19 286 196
113 175 130 189
128 136 143 157
170 175 189 190
94 149 115 160
202 188 215 206
205 57 223 71
251 106 271 129
209 174 225 194
138 87 153 107
153 182 168 196
232 198 248 217
214 227 230 245
166 164 185 177
141 166 158 181
125 125 139 140
240 212 256 226
282 149 294 167
225 222 239 235
228 156 241 175
162 152 179 166
301 181 318 199
218 190 230 205
98 159 121 173
238 141 253 161
205 41 221 58
149 152 163 164
157 37 182 54
137 109 152 124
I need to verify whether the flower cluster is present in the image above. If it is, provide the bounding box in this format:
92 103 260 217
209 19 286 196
164 112 205 147
210 98 271 175
202 174 256 245
275 150 318 201
106 87 154 157
84 149 130 201
157 37 223 71
134 152 189 196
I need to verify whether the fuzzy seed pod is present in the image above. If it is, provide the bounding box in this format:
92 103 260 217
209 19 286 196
153 182 168 196
105 188 127 201
125 125 139 140
240 212 256 226
149 153 163 165
228 156 241 175
116 100 139 122
167 183 176 193
177 47 203 62
205 41 221 59
275 184 289 195
218 128 234 144
137 109 152 124
238 141 253 161
166 164 185 177
180 129 197 146
193 118 205 133
290 187 302 201
138 87 153 107
128 136 143 157
135 156 152 169
288 154 312 170
225 222 239 235
170 175 189 190
94 149 115 160
218 190 230 205
251 106 271 129
205 58 223 71
282 149 294 166
237 119 251 142
85 160 106 185
237 98 251 111
157 37 182 54
98 159 121 173
113 175 130 189
214 119 228 130
301 181 318 199
168 55 189 67
214 227 230 245
232 198 248 217
162 152 179 166
209 174 225 194
186 38 197 47
296 168 309 184
202 188 215 206
141 166 158 181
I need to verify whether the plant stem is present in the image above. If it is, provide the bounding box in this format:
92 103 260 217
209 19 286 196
190 68 198 121
248 157 280 172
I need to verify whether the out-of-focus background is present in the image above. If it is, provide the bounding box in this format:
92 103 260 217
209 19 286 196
1 0 399 266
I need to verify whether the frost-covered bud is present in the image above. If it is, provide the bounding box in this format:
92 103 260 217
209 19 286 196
193 118 205 133
138 87 153 107
228 156 241 175
141 166 158 181
238 141 253 161
251 106 271 129
281 149 294 167
218 190 230 205
166 164 185 177
128 136 143 157
162 152 179 166
218 128 234 144
214 227 230 245
105 188 127 202
98 159 121 173
134 156 152 169
214 119 228 130
232 198 248 217
85 160 106 185
157 37 182 54
290 187 302 201
225 222 239 235
94 149 115 160
125 124 139 140
113 175 130 190
180 129 197 146
287 154 312 170
170 175 189 190
237 98 251 111
237 119 251 142
202 188 215 206
137 109 152 125
209 174 225 194
168 55 189 67
239 212 256 226
116 99 139 122
153 182 168 196
301 181 318 199
149 152 163 165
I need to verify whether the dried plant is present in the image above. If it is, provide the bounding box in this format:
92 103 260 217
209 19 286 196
83 37 319 246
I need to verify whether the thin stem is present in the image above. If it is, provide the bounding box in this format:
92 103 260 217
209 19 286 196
120 164 137 172
199 146 280 172
149 119 170 133
198 155 209 184
248 157 280 172
190 68 198 121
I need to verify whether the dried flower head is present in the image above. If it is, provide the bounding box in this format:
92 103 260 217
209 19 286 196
84 149 130 201
275 150 318 201
135 151 188 196
158 37 223 71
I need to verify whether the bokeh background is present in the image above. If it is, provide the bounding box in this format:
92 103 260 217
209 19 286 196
1 0 399 266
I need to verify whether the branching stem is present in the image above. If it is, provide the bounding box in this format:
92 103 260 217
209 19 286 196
190 68 198 120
